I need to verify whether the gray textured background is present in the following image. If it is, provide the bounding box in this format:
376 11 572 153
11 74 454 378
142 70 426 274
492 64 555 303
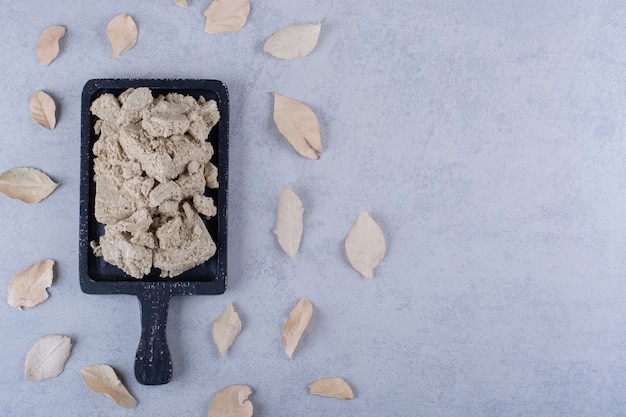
1 1 626 416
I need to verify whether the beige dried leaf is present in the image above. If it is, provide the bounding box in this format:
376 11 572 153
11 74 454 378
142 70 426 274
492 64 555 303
263 23 321 60
0 167 60 203
213 303 242 357
204 0 250 34
273 188 303 259
106 13 138 59
282 297 313 359
36 25 66 66
345 212 386 279
80 364 137 408
173 0 188 6
24 334 72 382
309 377 354 400
271 92 322 160
7 259 55 310
208 384 253 417
30 90 57 130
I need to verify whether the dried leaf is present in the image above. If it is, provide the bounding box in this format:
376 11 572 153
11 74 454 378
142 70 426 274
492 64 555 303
271 92 322 160
309 377 354 400
273 188 303 258
80 364 137 408
208 384 253 417
7 259 55 310
36 25 65 66
282 297 313 359
0 167 60 203
24 334 72 382
345 212 386 279
213 303 242 357
30 90 57 130
263 23 321 60
204 0 250 34
173 0 188 6
106 13 138 59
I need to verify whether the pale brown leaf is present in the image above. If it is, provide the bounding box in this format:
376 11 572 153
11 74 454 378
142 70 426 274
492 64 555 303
204 0 250 34
173 0 188 6
7 259 55 310
106 13 138 59
0 167 60 204
309 377 354 400
30 90 57 130
213 303 242 357
208 384 253 417
271 92 322 160
282 297 313 359
263 23 321 60
24 334 72 382
273 188 303 258
36 25 65 66
80 364 137 408
345 212 386 279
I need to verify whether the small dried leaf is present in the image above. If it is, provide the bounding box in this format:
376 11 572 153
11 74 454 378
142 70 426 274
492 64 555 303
345 212 386 279
80 364 137 408
271 92 322 160
30 90 57 130
208 384 253 417
0 167 60 203
263 23 321 60
309 377 354 400
106 13 138 59
282 297 313 359
24 334 72 382
213 303 242 357
273 188 303 258
7 259 55 310
173 0 188 6
204 0 250 34
36 25 65 66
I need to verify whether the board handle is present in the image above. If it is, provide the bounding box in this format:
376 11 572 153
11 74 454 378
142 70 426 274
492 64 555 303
135 289 173 385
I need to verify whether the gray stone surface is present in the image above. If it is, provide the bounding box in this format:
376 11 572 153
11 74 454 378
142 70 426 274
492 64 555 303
1 0 626 415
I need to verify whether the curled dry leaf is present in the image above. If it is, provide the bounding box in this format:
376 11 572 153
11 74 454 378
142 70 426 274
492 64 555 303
30 90 57 130
80 364 137 408
24 334 72 382
36 25 66 66
264 23 321 60
204 0 250 34
282 297 313 359
0 167 59 203
345 212 386 279
273 188 303 259
173 0 188 6
208 384 253 417
106 13 138 59
213 303 242 357
309 377 354 400
7 259 55 310
271 92 322 160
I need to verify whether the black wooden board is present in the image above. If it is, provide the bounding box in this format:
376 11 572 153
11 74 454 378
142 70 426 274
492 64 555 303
79 79 228 385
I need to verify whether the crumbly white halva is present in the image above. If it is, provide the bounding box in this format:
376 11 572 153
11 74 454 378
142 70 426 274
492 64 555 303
90 87 220 278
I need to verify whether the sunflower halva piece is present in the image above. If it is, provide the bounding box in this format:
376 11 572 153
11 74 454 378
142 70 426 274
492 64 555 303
90 87 220 278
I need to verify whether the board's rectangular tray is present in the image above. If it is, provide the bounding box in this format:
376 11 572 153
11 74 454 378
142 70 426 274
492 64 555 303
79 79 228 296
